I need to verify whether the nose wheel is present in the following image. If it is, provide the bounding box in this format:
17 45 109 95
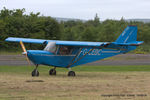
31 64 39 77
32 69 39 76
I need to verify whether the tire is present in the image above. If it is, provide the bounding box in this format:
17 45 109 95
68 71 76 76
32 69 39 77
49 69 56 75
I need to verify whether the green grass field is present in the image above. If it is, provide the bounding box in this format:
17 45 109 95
1 65 150 73
0 65 150 100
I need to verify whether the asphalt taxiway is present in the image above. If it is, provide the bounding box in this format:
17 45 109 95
0 54 150 66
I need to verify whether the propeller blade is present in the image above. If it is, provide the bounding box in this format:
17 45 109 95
20 41 26 53
20 41 31 66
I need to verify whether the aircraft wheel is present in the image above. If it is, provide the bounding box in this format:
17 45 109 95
31 69 39 77
68 71 76 76
49 69 56 75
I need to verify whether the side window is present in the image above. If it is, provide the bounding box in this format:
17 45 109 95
58 46 73 55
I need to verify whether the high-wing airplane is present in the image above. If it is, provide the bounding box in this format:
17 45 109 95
5 25 143 76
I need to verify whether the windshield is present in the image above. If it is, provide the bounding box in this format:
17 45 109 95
44 42 57 53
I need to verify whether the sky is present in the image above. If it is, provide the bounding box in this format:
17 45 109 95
0 0 150 20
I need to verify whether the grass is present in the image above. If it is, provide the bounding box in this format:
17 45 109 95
1 65 150 73
0 51 21 55
0 65 150 100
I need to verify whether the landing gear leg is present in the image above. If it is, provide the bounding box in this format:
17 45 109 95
49 67 56 75
68 68 76 76
31 64 39 77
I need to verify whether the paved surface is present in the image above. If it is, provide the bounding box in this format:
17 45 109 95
87 54 150 66
0 54 150 66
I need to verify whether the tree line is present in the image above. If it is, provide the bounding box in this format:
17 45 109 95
0 8 150 52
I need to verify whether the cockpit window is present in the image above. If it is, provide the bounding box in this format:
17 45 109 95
44 42 78 55
58 46 73 55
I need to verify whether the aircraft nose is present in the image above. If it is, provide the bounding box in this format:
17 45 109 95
27 50 54 59
26 50 38 63
26 50 54 65
27 50 35 58
22 52 27 55
26 50 31 56
26 50 36 59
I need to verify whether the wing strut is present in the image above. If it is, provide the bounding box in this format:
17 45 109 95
66 48 94 68
66 48 83 68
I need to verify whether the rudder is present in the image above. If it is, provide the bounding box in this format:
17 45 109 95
115 26 137 43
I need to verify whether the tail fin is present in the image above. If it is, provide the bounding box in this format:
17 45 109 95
115 26 137 43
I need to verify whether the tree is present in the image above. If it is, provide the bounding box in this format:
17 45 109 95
43 17 61 40
94 13 100 27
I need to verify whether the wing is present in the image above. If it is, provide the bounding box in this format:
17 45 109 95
5 37 143 48
5 37 47 44
5 37 109 47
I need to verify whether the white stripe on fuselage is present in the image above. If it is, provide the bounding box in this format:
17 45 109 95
82 49 120 56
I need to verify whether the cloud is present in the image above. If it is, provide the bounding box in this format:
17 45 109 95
0 0 150 20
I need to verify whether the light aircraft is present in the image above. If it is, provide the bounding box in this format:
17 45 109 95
5 25 143 76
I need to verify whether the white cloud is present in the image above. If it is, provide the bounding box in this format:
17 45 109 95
0 0 150 20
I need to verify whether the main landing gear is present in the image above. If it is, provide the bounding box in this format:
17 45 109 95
32 64 39 77
48 67 76 76
49 67 56 75
68 71 76 76
68 68 76 76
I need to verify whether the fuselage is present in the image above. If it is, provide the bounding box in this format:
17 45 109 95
27 45 136 68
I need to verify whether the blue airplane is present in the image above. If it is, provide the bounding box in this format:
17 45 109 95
5 25 143 76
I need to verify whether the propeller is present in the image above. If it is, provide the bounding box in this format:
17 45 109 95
20 41 31 66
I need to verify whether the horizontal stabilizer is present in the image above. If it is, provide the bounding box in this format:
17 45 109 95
111 41 144 46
